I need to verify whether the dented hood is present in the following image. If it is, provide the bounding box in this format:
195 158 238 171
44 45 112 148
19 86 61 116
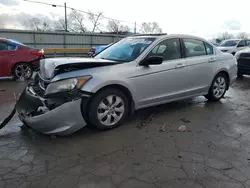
39 57 118 80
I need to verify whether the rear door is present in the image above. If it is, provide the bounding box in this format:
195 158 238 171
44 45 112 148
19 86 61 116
236 40 247 52
182 38 216 94
0 42 17 77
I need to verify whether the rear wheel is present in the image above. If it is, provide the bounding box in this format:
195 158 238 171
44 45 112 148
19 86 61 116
206 73 228 101
237 72 243 78
13 63 33 80
87 88 129 130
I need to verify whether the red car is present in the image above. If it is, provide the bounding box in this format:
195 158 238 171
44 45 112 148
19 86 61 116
0 38 44 80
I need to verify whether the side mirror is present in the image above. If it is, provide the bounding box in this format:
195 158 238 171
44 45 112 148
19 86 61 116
140 56 163 66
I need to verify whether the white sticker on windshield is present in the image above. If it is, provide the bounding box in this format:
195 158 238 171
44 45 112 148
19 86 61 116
127 39 153 45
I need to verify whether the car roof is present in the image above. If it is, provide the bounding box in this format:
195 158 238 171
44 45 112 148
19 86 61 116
223 39 240 41
128 34 208 42
0 38 8 42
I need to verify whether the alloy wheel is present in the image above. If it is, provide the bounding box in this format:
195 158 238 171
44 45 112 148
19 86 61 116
97 95 125 126
213 76 226 98
15 64 32 79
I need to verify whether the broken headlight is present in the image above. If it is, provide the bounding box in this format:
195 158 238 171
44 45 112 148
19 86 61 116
45 76 92 95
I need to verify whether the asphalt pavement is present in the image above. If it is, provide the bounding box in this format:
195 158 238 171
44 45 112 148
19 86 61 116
0 78 250 188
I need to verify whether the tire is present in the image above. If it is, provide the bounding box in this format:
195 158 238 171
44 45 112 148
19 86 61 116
13 63 33 80
206 73 228 101
237 72 243 78
87 88 129 130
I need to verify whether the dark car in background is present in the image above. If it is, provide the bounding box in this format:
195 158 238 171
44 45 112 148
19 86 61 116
235 48 250 77
0 38 44 80
88 43 113 57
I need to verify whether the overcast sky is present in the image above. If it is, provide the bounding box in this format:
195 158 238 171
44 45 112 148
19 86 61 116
0 0 249 39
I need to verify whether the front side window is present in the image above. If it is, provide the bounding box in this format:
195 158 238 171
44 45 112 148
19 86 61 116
149 38 181 61
95 37 155 62
247 40 250 46
184 39 206 57
219 40 239 47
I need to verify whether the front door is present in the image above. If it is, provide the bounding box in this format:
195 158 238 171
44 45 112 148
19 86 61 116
130 38 190 108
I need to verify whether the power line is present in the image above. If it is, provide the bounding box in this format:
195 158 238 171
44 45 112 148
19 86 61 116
23 0 135 25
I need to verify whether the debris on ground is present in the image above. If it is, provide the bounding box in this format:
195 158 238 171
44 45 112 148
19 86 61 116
222 167 233 171
159 124 166 132
180 118 191 123
50 135 57 139
178 125 187 132
178 155 182 158
137 113 156 129
132 162 140 166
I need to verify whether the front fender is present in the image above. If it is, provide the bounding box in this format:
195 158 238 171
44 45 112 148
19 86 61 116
81 77 136 100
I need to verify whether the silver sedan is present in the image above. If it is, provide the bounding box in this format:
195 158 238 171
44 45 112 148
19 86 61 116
16 34 237 135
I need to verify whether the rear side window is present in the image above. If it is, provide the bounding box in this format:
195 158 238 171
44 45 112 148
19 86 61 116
237 40 246 47
247 40 250 46
183 39 206 57
7 44 16 50
149 38 181 61
204 42 213 55
0 42 16 51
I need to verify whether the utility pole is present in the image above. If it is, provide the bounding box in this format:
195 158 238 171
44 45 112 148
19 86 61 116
64 2 68 31
134 22 136 34
23 0 68 32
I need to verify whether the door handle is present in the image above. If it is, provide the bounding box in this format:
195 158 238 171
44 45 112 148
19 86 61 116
10 54 14 56
208 58 216 62
175 63 185 68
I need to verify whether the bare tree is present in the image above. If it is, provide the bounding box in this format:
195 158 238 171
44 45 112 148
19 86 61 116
54 18 67 31
107 20 130 33
23 16 52 31
140 22 162 34
69 10 87 33
88 11 103 33
220 32 234 40
237 32 248 39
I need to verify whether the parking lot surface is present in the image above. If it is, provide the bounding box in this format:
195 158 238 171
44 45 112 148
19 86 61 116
1 78 250 188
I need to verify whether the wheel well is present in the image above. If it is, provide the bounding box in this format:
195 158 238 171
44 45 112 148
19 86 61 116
94 84 135 115
217 71 230 89
11 62 28 74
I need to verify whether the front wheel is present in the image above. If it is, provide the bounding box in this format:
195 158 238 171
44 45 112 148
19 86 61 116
13 63 33 80
205 73 228 101
87 88 129 130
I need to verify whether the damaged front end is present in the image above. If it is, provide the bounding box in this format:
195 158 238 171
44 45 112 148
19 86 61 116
15 57 118 135
16 73 91 135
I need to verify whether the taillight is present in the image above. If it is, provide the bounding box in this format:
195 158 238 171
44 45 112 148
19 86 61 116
31 49 44 56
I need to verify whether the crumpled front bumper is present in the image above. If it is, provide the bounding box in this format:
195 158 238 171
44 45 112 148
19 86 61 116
16 85 87 135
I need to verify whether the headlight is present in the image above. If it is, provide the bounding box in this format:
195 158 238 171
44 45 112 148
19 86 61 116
45 76 92 95
235 52 240 59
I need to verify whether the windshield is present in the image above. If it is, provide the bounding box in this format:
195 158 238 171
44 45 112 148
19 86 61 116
94 37 155 62
219 40 239 47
